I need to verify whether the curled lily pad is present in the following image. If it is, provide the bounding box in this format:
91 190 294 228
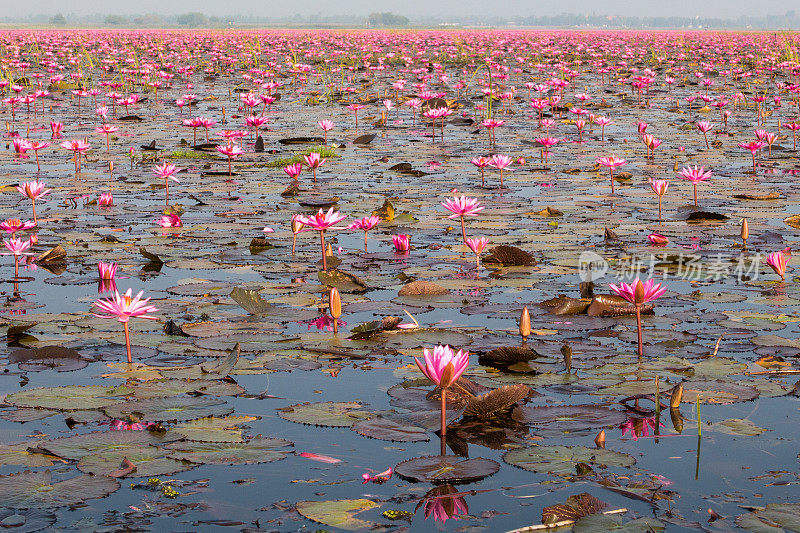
104 396 233 422
318 269 368 294
542 493 609 524
0 470 119 508
463 385 531 419
504 445 635 475
394 455 499 484
296 499 378 531
165 436 293 464
277 401 373 427
77 447 194 478
351 416 429 442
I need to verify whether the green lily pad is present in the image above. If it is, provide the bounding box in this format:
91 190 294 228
394 455 499 483
717 419 768 436
351 416 429 442
681 380 759 404
504 445 636 475
512 405 628 432
277 401 373 427
5 385 133 410
0 443 65 468
173 415 257 442
41 430 179 460
736 503 800 532
104 396 233 422
0 508 56 532
573 514 665 532
296 499 378 531
0 470 119 508
165 436 293 464
77 447 194 478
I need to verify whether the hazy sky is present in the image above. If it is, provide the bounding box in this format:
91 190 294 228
13 0 798 18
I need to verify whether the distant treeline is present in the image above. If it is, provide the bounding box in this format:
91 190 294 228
3 10 800 29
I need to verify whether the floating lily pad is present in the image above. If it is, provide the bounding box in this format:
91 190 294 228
77 447 194 478
5 385 132 410
165 436 293 464
277 401 373 427
736 503 800 532
681 379 759 404
296 499 378 531
8 346 89 372
318 269 368 293
0 470 119 508
173 415 257 442
0 443 64 467
463 385 531 419
512 405 628 432
717 419 767 436
0 508 56 532
504 445 635 475
394 455 499 483
573 514 665 532
104 396 233 422
41 430 178 460
351 416 429 442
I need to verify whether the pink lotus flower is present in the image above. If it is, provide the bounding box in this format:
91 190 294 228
92 288 159 363
738 140 767 174
216 143 244 176
50 121 63 137
16 180 51 224
489 154 514 187
414 344 469 389
60 139 90 172
160 214 183 228
470 156 491 186
648 233 669 246
95 124 118 150
649 178 669 221
442 196 484 243
2 237 33 257
609 277 667 357
596 155 627 194
362 467 393 484
697 120 713 148
98 261 118 280
620 417 660 441
466 237 488 269
317 120 334 144
392 234 410 253
766 251 787 281
0 218 35 235
349 215 380 251
12 137 32 154
296 208 347 271
677 165 712 206
98 192 113 207
283 162 303 181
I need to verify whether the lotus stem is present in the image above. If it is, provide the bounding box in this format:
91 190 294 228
123 321 132 364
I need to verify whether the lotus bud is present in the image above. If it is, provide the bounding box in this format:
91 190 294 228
740 218 748 247
561 343 572 373
594 429 606 448
326 243 333 258
330 287 341 334
519 306 531 341
634 279 645 305
109 161 114 174
329 287 341 319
